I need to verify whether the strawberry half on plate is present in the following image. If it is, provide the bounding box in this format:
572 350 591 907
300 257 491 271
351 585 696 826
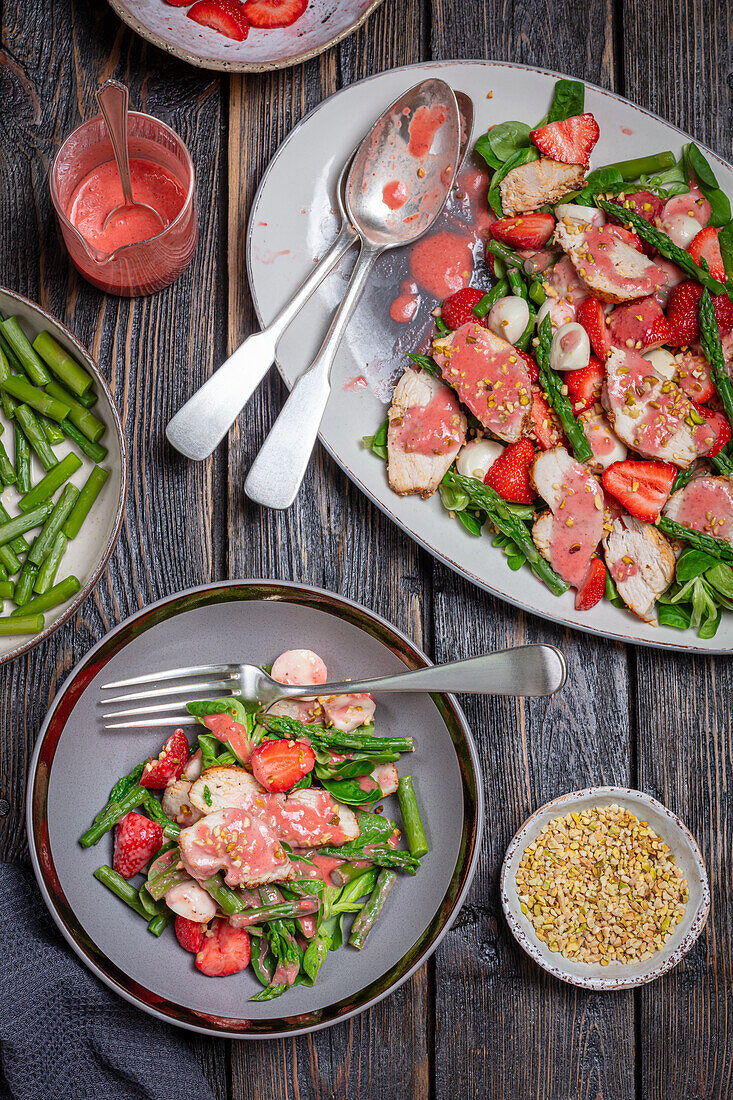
187 0 250 39
243 0 308 27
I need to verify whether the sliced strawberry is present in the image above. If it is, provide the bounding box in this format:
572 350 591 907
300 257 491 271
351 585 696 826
251 738 316 793
440 287 487 330
483 438 536 504
243 0 307 27
687 227 725 281
113 812 164 879
675 351 715 403
529 386 565 449
515 347 539 384
564 355 605 414
694 405 731 457
666 280 702 345
196 918 251 977
604 223 645 253
165 0 191 5
529 113 600 166
175 916 206 954
140 729 190 790
187 0 250 39
491 213 555 250
602 460 677 523
575 557 606 611
607 297 673 351
617 190 664 224
576 297 613 361
714 293 733 337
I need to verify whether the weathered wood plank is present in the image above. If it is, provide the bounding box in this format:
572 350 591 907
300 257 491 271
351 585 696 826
623 3 733 1097
226 3 430 1097
428 5 635 1099
0 0 229 1089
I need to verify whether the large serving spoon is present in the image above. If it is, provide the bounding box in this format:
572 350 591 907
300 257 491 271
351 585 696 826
166 86 472 463
95 80 164 237
244 78 461 510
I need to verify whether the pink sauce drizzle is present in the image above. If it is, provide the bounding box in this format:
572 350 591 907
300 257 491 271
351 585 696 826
390 387 464 456
383 180 409 209
545 463 604 589
389 280 420 323
407 231 474 299
578 226 666 296
668 479 733 542
343 374 368 392
408 104 448 157
202 714 254 764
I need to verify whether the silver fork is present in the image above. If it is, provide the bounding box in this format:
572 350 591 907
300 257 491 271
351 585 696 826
99 644 567 728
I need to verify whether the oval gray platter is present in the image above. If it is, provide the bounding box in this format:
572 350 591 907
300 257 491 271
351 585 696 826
27 580 484 1038
246 59 733 654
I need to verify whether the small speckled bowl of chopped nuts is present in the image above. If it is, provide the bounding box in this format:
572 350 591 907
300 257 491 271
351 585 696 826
500 788 710 990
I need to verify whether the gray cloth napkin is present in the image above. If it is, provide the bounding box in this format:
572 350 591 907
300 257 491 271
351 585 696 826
0 862 217 1100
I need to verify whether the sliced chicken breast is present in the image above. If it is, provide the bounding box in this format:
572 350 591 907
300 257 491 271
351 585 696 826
603 515 676 622
554 221 665 303
580 407 628 472
664 476 733 544
178 808 293 889
432 322 532 442
387 367 466 498
541 255 590 315
188 765 360 848
162 778 202 827
499 157 586 215
320 692 376 732
531 446 604 589
605 347 715 468
371 761 399 797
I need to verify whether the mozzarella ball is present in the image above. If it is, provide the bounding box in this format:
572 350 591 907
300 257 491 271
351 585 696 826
537 297 575 330
487 295 530 345
455 439 505 480
550 323 591 371
165 881 217 923
661 212 702 248
555 203 606 228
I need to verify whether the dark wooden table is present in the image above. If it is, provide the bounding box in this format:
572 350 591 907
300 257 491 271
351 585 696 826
1 0 731 1096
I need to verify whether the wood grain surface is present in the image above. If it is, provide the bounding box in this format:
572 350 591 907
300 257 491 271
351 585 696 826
0 0 731 1097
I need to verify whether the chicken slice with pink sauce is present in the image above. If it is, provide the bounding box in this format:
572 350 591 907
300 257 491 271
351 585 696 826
432 322 533 442
603 515 676 623
664 476 733 544
387 367 466 498
178 808 293 888
605 347 715 468
554 221 665 304
531 446 605 590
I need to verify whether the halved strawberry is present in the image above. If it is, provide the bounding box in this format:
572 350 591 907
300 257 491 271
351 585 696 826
576 296 613 361
604 224 645 253
675 352 715 403
440 287 487 330
243 0 307 27
165 0 191 5
175 916 206 954
687 226 725 280
607 297 672 351
483 438 536 503
196 918 251 977
695 405 731 457
529 386 565 449
616 190 664 224
251 738 316 793
666 280 702 345
602 459 677 523
564 355 604 414
515 347 539 384
575 557 606 611
187 0 250 39
490 213 555 250
113 812 164 879
529 113 600 166
140 729 190 790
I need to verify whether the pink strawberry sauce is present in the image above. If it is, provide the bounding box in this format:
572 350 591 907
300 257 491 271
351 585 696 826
389 384 464 455
545 463 604 589
383 180 409 210
408 104 449 157
68 157 185 253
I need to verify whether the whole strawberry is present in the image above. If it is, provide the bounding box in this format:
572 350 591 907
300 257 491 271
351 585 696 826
484 438 536 504
440 287 487 331
113 812 164 879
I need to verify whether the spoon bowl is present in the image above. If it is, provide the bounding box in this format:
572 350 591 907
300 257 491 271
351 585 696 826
96 80 165 236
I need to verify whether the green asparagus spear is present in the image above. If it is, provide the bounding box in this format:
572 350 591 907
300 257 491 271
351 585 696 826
0 346 18 420
94 866 148 918
200 872 246 915
397 777 429 858
33 532 67 595
13 559 38 606
62 466 109 538
0 317 50 385
594 151 676 181
698 290 733 428
348 870 397 949
28 483 79 565
0 437 15 486
14 405 57 470
0 375 70 421
232 897 321 926
18 452 81 512
0 614 44 635
45 380 105 442
13 424 30 493
536 315 593 462
472 278 509 318
0 502 53 546
658 517 733 561
598 200 728 295
60 419 107 463
147 913 172 937
9 574 80 616
32 331 93 396
37 414 65 445
80 783 147 847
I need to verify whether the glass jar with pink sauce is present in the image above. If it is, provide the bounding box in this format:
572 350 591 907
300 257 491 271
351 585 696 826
50 109 197 296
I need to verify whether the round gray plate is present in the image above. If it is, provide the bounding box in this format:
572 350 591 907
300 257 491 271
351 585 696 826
27 580 483 1038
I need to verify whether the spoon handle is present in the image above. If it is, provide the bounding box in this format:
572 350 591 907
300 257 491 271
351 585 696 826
280 645 567 699
96 80 134 206
165 223 357 461
244 244 380 510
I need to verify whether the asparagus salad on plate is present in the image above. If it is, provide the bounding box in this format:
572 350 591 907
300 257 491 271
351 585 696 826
367 77 733 639
82 648 427 999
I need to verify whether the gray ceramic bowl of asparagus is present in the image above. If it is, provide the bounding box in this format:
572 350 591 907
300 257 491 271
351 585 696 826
0 287 126 664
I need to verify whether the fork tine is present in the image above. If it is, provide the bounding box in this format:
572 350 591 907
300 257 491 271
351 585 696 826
101 664 238 690
104 716 197 729
102 679 237 704
101 695 235 719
